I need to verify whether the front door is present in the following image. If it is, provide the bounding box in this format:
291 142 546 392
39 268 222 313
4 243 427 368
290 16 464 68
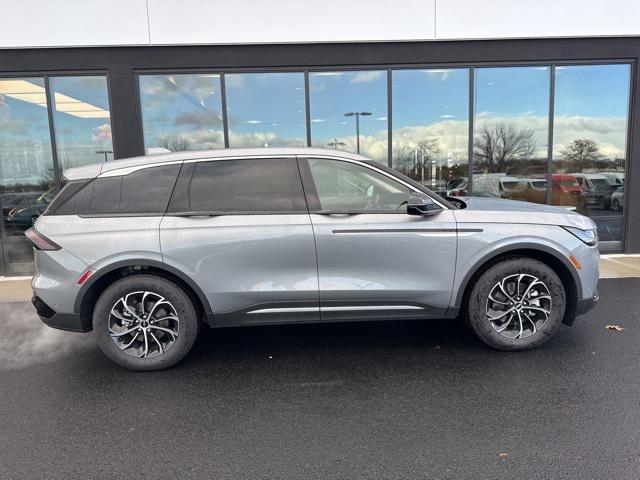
299 156 457 322
160 157 319 326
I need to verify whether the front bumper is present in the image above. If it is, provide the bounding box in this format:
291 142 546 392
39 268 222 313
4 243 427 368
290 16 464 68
32 295 91 333
576 290 599 316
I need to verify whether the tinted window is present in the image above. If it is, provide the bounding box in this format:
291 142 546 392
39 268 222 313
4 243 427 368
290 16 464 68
169 158 306 213
54 164 180 215
306 158 409 212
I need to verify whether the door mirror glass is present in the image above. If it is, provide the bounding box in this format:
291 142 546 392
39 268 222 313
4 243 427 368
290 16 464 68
407 192 442 216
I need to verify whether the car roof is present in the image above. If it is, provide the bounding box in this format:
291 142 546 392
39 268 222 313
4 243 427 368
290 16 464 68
63 147 371 181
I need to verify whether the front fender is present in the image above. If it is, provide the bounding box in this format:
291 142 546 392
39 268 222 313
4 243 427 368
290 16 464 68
451 224 583 309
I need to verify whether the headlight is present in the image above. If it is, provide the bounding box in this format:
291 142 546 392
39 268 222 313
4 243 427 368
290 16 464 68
563 226 598 246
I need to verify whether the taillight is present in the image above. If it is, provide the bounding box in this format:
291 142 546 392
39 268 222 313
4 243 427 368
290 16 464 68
25 228 61 251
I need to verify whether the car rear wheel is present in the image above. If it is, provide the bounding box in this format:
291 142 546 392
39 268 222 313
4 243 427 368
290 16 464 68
465 258 566 350
93 274 200 371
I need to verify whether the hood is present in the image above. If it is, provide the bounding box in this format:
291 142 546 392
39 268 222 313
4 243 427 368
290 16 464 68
454 196 595 230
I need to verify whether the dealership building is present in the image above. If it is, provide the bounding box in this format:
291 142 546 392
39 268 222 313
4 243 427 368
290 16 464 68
0 0 639 275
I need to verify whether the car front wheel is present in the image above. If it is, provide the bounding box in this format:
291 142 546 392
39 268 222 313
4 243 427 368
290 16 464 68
93 274 200 371
465 258 566 350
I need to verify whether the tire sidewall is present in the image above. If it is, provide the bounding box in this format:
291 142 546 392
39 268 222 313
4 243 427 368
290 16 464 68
93 274 199 371
467 258 566 350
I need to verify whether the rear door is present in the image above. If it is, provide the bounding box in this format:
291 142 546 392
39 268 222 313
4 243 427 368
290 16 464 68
298 156 457 322
160 156 319 326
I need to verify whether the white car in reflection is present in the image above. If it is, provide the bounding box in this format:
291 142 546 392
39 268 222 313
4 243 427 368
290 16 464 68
611 185 624 212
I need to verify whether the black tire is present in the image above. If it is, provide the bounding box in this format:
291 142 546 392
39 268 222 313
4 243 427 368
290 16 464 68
93 274 200 371
464 258 565 351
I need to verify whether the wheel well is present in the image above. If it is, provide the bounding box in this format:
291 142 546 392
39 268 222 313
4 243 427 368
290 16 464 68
459 249 578 326
78 265 207 330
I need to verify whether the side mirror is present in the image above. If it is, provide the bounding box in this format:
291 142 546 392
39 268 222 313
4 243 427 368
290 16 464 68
407 193 443 216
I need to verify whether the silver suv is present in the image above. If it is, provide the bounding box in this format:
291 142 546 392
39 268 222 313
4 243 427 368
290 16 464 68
28 148 599 370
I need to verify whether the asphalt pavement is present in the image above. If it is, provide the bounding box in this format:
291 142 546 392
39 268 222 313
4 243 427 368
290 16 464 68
1 278 639 479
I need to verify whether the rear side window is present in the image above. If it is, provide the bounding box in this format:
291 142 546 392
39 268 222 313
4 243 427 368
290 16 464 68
44 180 90 215
52 164 181 216
168 158 306 214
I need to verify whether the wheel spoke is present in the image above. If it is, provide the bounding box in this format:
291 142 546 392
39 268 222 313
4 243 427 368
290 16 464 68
516 274 524 297
495 312 516 332
522 312 537 334
516 312 524 338
110 325 139 337
110 308 132 324
139 330 149 358
150 316 179 324
149 331 164 354
488 307 515 321
523 305 551 316
141 291 153 315
121 331 141 349
120 295 141 320
488 293 510 306
149 325 178 339
148 297 171 320
497 281 516 303
522 280 543 300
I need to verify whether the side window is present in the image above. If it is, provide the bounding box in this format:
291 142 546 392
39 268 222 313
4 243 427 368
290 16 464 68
52 164 180 216
168 158 306 214
306 158 410 213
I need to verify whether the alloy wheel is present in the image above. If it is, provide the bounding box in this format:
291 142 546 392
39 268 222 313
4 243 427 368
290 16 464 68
485 273 552 339
109 291 180 358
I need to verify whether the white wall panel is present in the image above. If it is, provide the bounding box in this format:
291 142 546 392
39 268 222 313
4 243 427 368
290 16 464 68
0 0 149 48
0 0 639 49
147 0 435 45
436 0 640 40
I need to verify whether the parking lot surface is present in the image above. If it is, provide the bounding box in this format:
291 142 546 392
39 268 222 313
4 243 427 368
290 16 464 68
0 278 639 479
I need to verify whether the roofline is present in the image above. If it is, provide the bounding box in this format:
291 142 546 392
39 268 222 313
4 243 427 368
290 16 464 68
63 147 371 180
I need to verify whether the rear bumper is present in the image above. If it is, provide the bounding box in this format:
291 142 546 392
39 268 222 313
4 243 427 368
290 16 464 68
32 295 91 333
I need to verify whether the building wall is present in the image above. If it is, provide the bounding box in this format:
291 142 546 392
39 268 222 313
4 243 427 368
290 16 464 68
1 0 640 49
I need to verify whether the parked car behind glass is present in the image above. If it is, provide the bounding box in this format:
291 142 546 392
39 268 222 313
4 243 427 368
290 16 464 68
611 185 624 212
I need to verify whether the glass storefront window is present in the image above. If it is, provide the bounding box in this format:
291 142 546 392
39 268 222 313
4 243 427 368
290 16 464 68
0 77 56 274
473 67 550 203
49 76 113 169
392 68 469 193
552 64 631 242
225 72 306 148
309 70 388 163
139 73 224 154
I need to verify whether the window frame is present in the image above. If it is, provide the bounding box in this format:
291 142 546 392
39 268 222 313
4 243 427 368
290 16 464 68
165 156 309 216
